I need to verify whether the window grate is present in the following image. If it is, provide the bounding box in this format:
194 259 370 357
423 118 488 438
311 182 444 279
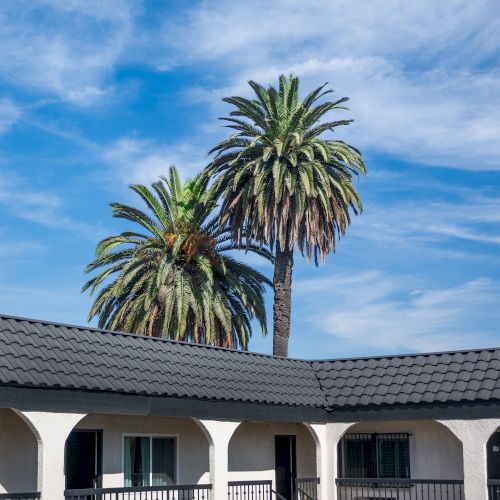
338 433 411 480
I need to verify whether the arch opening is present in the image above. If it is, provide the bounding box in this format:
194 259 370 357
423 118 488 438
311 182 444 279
0 408 39 494
66 414 211 489
228 420 318 496
487 427 500 482
337 420 464 481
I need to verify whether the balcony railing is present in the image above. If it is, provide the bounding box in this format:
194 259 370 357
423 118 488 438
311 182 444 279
489 480 500 500
64 484 212 500
295 477 319 499
0 495 41 500
228 480 273 499
228 478 319 500
336 478 464 500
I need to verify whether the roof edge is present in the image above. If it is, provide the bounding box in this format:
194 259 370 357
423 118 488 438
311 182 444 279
2 312 499 365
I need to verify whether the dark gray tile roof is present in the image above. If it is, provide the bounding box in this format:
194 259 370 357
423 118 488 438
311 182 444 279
313 350 500 408
0 314 325 408
1 314 500 410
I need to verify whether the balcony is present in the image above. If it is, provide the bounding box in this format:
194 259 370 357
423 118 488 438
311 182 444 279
0 495 41 500
64 484 212 500
336 478 464 500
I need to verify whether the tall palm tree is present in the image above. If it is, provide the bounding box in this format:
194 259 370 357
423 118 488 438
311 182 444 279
206 74 366 357
83 166 271 349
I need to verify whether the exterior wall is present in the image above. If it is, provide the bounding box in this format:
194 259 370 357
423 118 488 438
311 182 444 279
345 420 464 479
76 414 210 487
228 421 317 485
440 418 500 500
0 409 38 493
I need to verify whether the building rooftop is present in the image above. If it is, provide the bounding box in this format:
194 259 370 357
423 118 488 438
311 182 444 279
1 313 499 412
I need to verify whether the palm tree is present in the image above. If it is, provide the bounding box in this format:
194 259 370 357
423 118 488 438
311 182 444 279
82 166 271 349
206 74 366 357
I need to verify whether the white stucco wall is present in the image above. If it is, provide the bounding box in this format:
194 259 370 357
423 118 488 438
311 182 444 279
76 414 210 487
344 420 464 480
440 418 500 500
227 421 317 486
0 409 38 493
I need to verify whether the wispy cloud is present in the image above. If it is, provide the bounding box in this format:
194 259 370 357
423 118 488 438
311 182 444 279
0 282 91 324
164 0 500 171
295 271 500 354
0 0 134 105
0 99 21 134
350 191 500 256
0 173 105 240
101 137 207 185
0 239 45 258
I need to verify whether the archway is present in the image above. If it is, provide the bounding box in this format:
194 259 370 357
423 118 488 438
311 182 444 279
228 421 318 498
487 428 500 481
69 414 211 488
338 420 464 480
0 408 39 494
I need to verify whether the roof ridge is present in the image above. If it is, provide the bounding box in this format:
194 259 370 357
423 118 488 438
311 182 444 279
311 345 500 364
1 312 499 364
0 312 311 363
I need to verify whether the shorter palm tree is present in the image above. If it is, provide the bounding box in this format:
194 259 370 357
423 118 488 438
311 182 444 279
83 166 271 349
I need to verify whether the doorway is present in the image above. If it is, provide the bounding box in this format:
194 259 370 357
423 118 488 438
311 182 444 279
66 429 103 490
275 435 297 500
488 432 500 480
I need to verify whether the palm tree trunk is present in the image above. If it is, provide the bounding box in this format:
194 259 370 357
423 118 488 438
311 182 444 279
273 247 293 357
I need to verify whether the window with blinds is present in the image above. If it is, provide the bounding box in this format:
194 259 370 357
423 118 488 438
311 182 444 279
338 433 410 479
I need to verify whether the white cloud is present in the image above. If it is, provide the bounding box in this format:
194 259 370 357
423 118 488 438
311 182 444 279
163 0 499 67
349 191 500 255
0 0 134 105
0 173 105 239
101 137 206 185
0 283 91 325
0 99 21 134
296 271 500 353
164 0 500 170
0 239 45 258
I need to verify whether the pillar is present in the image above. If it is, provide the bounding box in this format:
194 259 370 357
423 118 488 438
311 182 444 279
20 411 86 500
309 421 355 500
197 419 240 499
440 418 500 500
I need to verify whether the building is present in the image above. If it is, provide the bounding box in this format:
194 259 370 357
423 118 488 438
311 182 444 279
0 313 500 500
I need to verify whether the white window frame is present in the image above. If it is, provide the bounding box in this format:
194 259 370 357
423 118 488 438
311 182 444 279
122 433 179 487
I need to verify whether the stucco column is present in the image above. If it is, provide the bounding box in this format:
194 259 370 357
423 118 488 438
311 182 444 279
440 418 500 500
20 411 86 500
197 419 240 499
309 422 355 500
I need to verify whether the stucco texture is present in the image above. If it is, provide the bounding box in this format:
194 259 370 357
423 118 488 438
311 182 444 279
228 421 317 484
76 414 210 487
0 408 38 493
343 420 464 479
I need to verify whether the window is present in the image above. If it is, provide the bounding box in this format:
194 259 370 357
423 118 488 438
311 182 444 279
338 433 410 479
123 435 177 487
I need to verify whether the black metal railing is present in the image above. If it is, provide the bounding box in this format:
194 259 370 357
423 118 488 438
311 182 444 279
0 491 42 500
489 480 500 500
228 480 273 499
228 479 318 500
336 478 464 499
64 484 212 500
0 495 41 500
295 478 319 499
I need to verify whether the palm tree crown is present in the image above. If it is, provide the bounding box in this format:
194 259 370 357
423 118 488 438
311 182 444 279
206 74 366 356
83 166 271 349
208 74 366 262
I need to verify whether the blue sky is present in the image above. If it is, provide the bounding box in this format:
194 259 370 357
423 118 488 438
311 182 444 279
0 0 499 358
